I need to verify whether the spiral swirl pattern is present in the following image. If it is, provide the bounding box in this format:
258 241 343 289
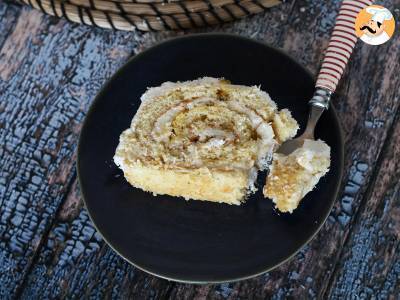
114 78 299 204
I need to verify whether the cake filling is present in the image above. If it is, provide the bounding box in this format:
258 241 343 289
114 78 300 204
263 139 331 213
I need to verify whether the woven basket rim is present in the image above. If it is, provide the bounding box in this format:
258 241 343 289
23 0 281 31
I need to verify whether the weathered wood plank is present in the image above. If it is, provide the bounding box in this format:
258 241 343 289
326 112 400 298
160 1 400 298
0 3 146 297
19 181 174 299
14 1 300 298
0 2 20 49
1 0 399 298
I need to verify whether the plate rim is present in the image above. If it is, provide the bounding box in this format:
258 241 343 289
77 32 345 284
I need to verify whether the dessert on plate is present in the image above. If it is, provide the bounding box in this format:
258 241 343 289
114 77 298 204
263 139 331 213
114 77 331 212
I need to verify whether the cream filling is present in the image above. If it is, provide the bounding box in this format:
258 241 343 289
294 139 330 171
203 138 226 149
226 101 275 169
197 128 235 143
151 97 275 168
125 96 277 194
152 98 217 142
247 167 259 194
276 139 330 201
255 122 275 170
113 153 123 169
153 105 185 142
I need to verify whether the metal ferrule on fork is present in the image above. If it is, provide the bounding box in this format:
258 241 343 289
309 88 332 110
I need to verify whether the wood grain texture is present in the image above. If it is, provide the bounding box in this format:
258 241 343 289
0 2 20 50
19 182 174 299
146 1 400 298
0 4 145 297
327 108 400 299
0 0 399 298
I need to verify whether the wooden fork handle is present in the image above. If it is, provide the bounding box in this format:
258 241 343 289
315 0 373 93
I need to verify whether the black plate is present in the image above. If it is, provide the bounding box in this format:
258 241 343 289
78 33 344 283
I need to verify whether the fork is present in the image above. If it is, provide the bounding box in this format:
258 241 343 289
277 0 373 155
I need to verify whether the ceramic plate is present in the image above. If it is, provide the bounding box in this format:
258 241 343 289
78 34 344 283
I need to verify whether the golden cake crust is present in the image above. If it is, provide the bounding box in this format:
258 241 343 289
122 162 248 205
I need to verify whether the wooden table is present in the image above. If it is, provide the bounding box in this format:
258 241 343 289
0 0 399 298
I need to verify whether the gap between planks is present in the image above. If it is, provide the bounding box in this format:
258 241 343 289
13 173 78 299
323 103 400 298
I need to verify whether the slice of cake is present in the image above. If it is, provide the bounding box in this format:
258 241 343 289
114 77 299 204
263 139 331 213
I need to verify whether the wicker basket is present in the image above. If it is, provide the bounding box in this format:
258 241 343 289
22 0 281 31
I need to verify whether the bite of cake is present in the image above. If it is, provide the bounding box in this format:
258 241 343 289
263 139 331 213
